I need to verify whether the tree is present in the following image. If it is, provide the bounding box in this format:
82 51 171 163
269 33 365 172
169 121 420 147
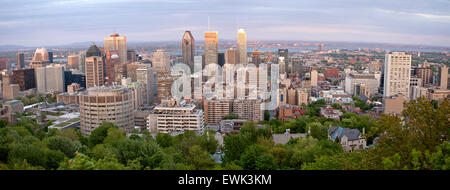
264 110 270 121
185 145 216 169
8 143 46 168
308 122 328 140
45 136 79 158
366 98 450 170
88 122 117 147
240 144 268 170
156 133 173 148
200 130 219 154
103 127 126 144
222 113 239 120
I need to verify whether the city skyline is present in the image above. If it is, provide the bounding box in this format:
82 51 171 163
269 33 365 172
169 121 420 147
1 0 450 47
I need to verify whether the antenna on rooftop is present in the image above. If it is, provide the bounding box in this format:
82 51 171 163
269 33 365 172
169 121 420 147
208 16 210 31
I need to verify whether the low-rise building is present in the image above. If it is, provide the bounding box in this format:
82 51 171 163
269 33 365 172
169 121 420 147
219 119 247 134
147 99 204 134
328 126 367 152
278 104 305 121
320 106 343 120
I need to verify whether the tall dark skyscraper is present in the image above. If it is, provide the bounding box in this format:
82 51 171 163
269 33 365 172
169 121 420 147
48 52 53 63
182 31 195 71
12 68 36 91
218 53 225 67
64 70 73 92
278 49 288 73
16 52 25 69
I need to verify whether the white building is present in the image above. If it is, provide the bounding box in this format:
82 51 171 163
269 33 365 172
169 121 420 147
147 99 204 134
384 52 411 99
35 65 65 93
344 72 380 97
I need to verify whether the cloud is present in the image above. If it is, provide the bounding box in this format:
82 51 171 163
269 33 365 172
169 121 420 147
375 8 450 22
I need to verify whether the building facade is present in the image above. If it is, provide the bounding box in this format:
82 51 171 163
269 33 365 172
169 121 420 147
384 52 411 99
79 86 134 136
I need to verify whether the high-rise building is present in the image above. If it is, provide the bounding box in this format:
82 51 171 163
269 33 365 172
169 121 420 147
48 52 53 63
182 31 195 71
79 86 134 136
72 73 86 89
0 59 7 71
2 84 20 100
127 50 137 63
237 29 247 65
152 50 170 73
147 99 204 134
438 64 448 89
204 31 218 66
416 66 433 86
384 52 411 99
31 48 50 68
156 72 174 104
310 70 318 86
35 65 65 93
278 49 288 73
218 53 225 67
287 88 296 105
233 99 262 122
225 48 238 65
12 68 36 91
85 43 104 88
296 88 309 106
252 50 261 66
64 70 72 92
105 50 120 85
137 64 157 104
16 52 25 69
126 63 142 82
67 55 79 70
104 33 127 65
78 52 86 74
204 99 232 125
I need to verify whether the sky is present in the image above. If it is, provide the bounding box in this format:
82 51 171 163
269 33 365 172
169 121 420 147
1 0 450 47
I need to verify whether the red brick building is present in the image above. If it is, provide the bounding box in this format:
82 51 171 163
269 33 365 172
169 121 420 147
324 68 339 79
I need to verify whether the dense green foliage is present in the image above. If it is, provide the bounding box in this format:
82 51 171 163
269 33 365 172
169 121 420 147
0 98 448 170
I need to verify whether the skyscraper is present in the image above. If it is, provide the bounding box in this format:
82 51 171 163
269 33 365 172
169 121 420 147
16 52 24 69
252 50 261 66
12 68 35 91
438 64 448 89
204 31 218 66
85 43 104 88
105 50 120 85
278 49 288 73
182 31 195 71
35 65 65 93
384 52 411 99
152 50 170 73
137 64 157 104
104 33 127 65
237 29 247 65
31 48 50 68
225 48 238 65
67 55 79 70
48 52 53 63
310 70 318 86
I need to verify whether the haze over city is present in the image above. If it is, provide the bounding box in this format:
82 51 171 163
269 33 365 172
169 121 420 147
1 0 450 47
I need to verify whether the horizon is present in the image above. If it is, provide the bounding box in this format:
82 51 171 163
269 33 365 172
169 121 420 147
1 0 449 47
